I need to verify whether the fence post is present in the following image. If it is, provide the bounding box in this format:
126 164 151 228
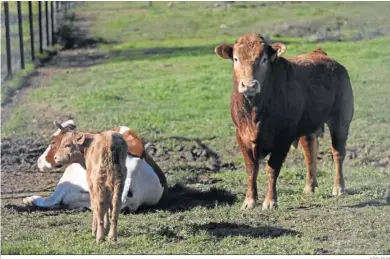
17 1 25 69
51 1 55 44
45 1 50 46
28 1 35 61
38 1 43 53
4 2 12 78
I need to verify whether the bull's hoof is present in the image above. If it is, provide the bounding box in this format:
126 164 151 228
241 198 256 210
332 186 345 196
304 182 318 194
262 199 278 210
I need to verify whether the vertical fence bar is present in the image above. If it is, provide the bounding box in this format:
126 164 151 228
45 1 50 46
56 1 59 11
17 1 25 69
28 1 35 61
4 2 12 78
38 1 43 53
50 1 55 44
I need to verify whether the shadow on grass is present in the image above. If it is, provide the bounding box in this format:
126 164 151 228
190 222 301 238
3 204 88 215
129 183 237 214
341 199 390 208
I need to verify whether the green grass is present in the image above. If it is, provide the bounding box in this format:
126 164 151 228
1 1 390 255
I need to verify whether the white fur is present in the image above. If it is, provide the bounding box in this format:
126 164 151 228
27 124 164 212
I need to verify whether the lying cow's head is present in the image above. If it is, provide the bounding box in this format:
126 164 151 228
37 120 77 171
214 33 286 97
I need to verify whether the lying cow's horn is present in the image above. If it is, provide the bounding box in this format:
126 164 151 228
54 121 64 130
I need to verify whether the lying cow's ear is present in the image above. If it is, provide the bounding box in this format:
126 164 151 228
270 42 286 61
75 133 85 145
214 44 233 60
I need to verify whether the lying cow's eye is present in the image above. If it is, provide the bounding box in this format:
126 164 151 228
262 57 267 63
65 144 71 148
50 141 55 145
234 57 238 62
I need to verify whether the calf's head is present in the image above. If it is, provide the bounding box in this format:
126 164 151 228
214 33 286 96
51 127 86 167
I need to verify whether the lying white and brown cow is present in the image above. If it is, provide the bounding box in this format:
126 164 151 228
23 120 168 212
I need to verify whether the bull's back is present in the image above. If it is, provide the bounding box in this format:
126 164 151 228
286 54 351 135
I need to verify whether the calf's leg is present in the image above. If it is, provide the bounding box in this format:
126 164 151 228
300 134 319 194
108 183 124 242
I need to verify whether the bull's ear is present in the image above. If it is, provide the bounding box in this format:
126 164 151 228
214 44 233 60
270 42 286 61
75 133 85 145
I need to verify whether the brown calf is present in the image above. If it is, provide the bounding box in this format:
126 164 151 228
53 128 128 243
215 33 354 210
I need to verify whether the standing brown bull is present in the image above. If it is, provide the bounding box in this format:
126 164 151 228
214 33 354 210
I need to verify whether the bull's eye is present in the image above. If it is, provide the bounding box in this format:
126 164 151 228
262 57 267 63
65 144 71 148
50 141 55 145
234 57 238 62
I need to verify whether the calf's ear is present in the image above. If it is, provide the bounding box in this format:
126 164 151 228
270 42 286 61
75 133 86 145
214 44 233 60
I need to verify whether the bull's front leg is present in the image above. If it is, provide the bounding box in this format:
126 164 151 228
236 132 259 209
262 145 289 210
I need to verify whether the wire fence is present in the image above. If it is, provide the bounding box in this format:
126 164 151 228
1 1 77 82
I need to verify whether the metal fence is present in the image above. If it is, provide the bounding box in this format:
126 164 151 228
1 1 76 82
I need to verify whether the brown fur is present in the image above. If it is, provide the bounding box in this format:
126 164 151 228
215 33 354 209
53 129 128 243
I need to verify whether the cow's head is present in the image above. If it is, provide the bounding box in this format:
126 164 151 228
214 33 286 97
37 120 77 171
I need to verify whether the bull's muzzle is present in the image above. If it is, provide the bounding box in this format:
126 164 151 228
238 80 261 96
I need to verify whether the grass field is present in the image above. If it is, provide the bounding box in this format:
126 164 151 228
1 1 390 255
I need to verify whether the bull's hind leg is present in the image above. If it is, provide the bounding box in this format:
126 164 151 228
330 136 347 196
327 119 351 196
300 134 319 194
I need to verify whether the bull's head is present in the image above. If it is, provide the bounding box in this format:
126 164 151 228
37 120 77 171
214 33 286 97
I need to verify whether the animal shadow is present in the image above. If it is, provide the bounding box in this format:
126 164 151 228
3 204 88 215
126 183 237 214
190 222 301 238
341 199 389 208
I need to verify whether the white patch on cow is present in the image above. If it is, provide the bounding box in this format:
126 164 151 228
37 146 53 172
121 156 164 212
119 126 130 134
24 163 89 208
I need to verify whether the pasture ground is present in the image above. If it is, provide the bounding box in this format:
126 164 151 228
1 1 390 255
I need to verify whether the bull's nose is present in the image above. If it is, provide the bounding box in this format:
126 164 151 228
238 80 260 95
